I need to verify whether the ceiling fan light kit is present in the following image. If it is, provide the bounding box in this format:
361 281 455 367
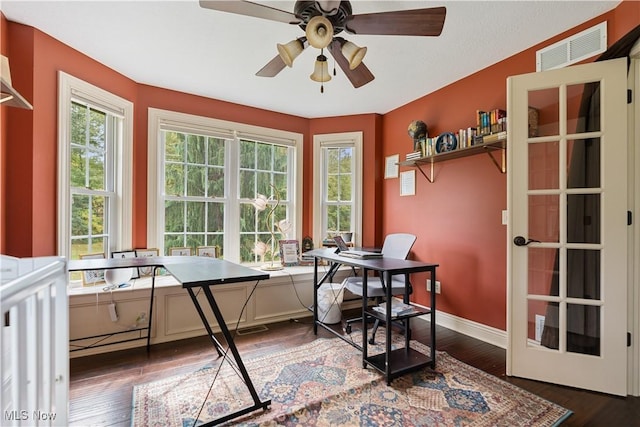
306 15 334 49
277 38 305 67
341 41 367 70
310 54 331 83
200 1 446 90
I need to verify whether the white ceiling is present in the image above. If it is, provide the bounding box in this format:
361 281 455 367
1 1 620 118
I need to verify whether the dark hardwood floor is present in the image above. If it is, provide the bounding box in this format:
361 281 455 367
70 313 640 426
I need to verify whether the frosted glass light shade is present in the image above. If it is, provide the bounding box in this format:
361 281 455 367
306 15 333 49
277 39 304 67
310 55 331 82
341 41 367 70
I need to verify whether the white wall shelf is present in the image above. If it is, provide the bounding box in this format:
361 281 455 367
398 137 506 183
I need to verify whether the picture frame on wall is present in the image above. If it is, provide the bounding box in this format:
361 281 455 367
279 240 300 266
400 170 416 196
196 246 218 258
384 154 399 179
135 248 159 277
111 250 140 279
80 253 106 286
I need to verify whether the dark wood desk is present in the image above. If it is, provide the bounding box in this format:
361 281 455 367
69 256 271 425
307 248 438 384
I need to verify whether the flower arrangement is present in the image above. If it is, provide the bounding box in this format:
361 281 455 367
251 185 291 271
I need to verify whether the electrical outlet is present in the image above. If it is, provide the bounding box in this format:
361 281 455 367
426 279 441 294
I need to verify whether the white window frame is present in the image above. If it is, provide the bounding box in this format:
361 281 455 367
147 108 303 263
57 72 133 260
313 132 363 247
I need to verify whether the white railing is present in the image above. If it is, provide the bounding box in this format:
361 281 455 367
1 255 68 426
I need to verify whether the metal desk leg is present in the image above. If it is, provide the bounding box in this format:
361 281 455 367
146 267 158 352
197 285 271 426
313 258 318 335
384 270 393 385
430 267 437 368
186 288 224 358
362 270 369 369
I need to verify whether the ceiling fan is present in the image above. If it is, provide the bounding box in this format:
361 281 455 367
199 1 446 91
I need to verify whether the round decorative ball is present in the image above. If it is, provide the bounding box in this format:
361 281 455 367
408 120 428 141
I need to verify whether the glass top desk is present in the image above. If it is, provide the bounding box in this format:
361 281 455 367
69 256 271 425
306 248 439 385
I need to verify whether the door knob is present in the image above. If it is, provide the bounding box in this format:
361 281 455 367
513 236 540 246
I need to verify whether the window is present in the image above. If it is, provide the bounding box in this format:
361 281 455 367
313 132 363 246
57 72 133 279
148 109 303 264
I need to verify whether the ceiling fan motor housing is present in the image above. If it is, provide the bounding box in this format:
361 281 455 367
294 1 352 35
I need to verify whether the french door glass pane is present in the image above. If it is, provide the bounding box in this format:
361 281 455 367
528 141 559 190
567 303 600 356
567 83 600 133
528 247 559 296
527 299 551 343
567 249 600 300
567 194 600 244
567 138 600 188
527 88 559 137
528 195 559 243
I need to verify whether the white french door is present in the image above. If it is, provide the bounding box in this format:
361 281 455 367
507 57 628 395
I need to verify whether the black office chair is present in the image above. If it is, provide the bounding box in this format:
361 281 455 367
342 233 417 344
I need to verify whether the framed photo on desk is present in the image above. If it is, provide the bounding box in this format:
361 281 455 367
279 240 300 266
80 253 105 286
196 246 218 258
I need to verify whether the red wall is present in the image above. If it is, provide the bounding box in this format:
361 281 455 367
382 1 640 330
1 1 638 331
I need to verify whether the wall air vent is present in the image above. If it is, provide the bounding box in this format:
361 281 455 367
536 22 607 72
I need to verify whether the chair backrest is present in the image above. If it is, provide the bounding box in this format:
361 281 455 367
381 233 417 260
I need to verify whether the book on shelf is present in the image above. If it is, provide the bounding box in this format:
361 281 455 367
481 131 507 144
476 109 507 136
372 300 417 317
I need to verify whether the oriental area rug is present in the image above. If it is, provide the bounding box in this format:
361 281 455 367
131 336 571 427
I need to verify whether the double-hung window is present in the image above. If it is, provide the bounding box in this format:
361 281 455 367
313 132 363 246
57 72 133 282
148 109 302 264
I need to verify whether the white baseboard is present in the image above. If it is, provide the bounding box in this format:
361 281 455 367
417 309 507 349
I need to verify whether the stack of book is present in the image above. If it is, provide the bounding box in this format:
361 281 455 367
372 300 417 317
299 251 315 266
405 151 422 161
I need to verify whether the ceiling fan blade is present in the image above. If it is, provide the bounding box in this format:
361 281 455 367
256 55 287 77
328 39 375 88
199 0 301 25
345 7 446 36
